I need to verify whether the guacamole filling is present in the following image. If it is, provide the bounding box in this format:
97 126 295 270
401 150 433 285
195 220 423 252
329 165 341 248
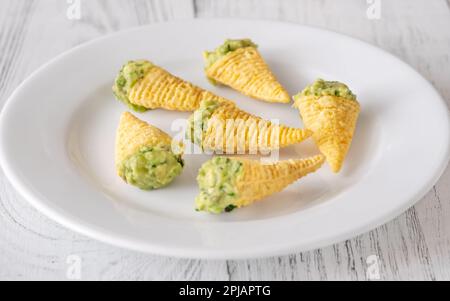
186 99 221 146
203 39 258 70
121 145 184 190
113 60 154 112
295 79 357 101
195 157 243 214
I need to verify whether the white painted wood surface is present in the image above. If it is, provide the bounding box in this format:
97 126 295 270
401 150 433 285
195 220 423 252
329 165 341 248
0 0 449 281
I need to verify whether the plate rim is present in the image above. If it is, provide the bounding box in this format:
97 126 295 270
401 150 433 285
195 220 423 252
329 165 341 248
0 18 449 259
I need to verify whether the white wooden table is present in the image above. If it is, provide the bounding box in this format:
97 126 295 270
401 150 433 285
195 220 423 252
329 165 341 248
0 0 449 281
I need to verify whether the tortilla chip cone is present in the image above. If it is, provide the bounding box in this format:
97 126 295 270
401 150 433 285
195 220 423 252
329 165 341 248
294 94 360 173
113 60 229 112
236 155 325 207
115 112 183 190
196 155 325 213
130 66 227 111
187 100 312 154
204 46 290 103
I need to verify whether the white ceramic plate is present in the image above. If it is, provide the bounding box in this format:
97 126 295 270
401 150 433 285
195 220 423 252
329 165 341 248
0 20 449 259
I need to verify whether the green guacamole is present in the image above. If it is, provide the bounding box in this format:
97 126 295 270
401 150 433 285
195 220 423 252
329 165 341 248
195 157 243 214
203 39 258 70
121 145 184 190
295 79 357 100
186 99 221 146
113 60 154 112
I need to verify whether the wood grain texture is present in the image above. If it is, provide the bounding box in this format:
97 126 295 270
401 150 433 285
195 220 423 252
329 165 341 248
0 0 449 280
